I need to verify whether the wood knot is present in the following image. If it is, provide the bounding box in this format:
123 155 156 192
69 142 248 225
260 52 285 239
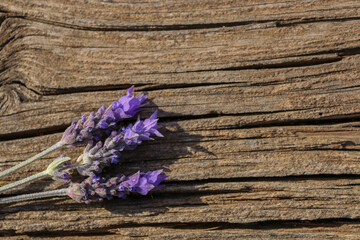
0 83 40 115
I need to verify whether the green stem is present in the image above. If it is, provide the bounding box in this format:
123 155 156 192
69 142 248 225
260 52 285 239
0 141 64 178
0 188 68 204
0 171 48 193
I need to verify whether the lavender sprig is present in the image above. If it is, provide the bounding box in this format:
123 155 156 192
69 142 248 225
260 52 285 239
0 170 168 204
77 111 163 179
61 86 147 146
68 170 168 204
0 111 164 193
0 86 147 179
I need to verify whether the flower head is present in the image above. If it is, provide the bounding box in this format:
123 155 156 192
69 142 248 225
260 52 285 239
67 170 168 203
102 85 148 122
123 111 163 149
60 86 147 147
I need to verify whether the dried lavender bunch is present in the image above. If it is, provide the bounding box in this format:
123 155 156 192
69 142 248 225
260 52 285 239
0 170 168 205
77 111 163 179
0 86 147 179
0 86 169 205
0 112 164 193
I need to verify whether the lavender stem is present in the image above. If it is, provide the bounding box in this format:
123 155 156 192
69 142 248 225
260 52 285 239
0 141 64 178
0 171 48 193
0 188 68 204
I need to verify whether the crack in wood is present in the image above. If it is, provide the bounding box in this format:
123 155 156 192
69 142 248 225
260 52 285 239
3 218 360 237
276 16 360 27
164 174 360 185
0 14 360 32
13 16 275 31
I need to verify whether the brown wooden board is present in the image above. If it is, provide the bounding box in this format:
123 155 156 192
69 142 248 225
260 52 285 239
1 0 360 238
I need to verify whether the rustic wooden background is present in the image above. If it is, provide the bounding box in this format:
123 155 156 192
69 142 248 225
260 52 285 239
0 0 360 239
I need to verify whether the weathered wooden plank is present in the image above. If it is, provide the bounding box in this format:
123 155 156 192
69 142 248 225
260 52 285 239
0 1 359 238
1 54 360 135
5 225 360 240
0 0 359 29
1 118 360 194
1 17 359 92
1 179 360 234
4 223 360 240
0 16 359 136
106 224 360 240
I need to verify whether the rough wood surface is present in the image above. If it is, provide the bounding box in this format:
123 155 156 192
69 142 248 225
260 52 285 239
1 0 360 239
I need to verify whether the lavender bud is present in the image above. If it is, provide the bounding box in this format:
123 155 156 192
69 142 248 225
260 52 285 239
67 170 168 203
46 155 75 182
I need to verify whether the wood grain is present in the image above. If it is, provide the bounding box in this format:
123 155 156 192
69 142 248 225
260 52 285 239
0 0 360 238
0 0 359 29
1 179 360 235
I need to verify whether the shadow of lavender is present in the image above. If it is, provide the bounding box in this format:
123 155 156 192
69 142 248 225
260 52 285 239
103 101 214 215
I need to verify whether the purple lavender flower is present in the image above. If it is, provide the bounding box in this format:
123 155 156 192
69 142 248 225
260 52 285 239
60 86 147 146
67 170 168 203
76 111 163 178
122 110 163 149
121 170 168 195
103 85 148 122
